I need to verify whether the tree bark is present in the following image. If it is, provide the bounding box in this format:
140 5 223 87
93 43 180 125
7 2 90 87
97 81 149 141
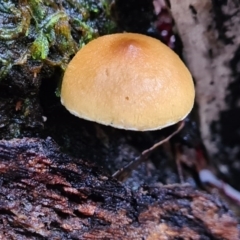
169 0 240 185
0 138 239 239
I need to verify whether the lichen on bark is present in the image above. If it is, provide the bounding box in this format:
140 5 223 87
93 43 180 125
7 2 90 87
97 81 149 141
0 0 114 76
0 0 115 139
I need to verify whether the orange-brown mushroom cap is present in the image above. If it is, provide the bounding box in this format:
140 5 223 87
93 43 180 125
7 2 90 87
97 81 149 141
61 33 195 131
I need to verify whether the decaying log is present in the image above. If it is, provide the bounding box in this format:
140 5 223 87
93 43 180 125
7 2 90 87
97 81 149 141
169 0 240 184
0 138 239 239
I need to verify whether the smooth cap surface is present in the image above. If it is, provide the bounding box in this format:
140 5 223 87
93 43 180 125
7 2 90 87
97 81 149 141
61 33 195 131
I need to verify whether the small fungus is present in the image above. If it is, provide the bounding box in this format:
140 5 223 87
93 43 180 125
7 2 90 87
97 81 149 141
61 33 195 131
61 33 195 180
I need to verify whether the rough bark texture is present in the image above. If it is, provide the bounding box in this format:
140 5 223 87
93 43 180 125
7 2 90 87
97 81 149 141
0 138 239 240
169 0 240 190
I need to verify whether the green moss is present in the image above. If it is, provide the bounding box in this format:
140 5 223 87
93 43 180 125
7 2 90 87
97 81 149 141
0 0 115 79
31 30 49 59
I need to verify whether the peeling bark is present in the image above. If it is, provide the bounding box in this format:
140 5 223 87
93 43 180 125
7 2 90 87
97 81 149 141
169 0 240 189
0 138 239 239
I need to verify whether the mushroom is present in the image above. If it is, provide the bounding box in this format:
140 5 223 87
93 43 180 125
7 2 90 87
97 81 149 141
61 33 194 131
61 33 195 179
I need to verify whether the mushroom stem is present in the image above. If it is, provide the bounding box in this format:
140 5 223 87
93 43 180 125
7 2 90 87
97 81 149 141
112 121 185 181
